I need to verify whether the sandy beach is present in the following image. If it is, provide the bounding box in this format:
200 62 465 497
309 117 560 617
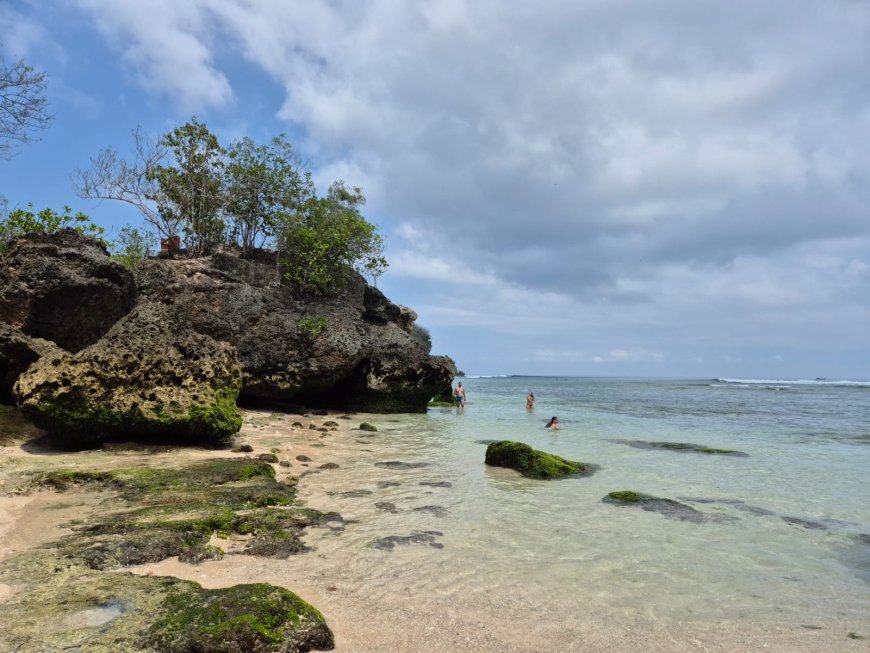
0 408 867 652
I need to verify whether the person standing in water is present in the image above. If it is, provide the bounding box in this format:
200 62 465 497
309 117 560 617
454 382 466 409
545 416 559 430
527 391 535 410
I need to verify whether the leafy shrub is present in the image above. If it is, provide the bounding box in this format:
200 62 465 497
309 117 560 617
0 202 104 253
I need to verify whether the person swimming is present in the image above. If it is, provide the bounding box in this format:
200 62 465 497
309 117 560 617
526 391 535 410
545 416 559 430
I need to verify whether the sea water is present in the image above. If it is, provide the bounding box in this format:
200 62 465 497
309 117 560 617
296 377 870 642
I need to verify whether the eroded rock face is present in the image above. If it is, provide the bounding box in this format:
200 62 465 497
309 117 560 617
0 322 62 404
135 252 455 411
14 302 242 447
0 230 136 352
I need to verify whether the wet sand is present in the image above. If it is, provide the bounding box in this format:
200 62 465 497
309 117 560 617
1 409 866 652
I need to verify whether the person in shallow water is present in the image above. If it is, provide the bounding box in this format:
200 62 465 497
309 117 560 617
545 416 559 429
454 382 466 408
526 391 535 410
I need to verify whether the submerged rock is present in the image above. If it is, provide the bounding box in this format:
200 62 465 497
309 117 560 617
612 439 748 456
484 441 594 480
372 530 444 551
603 490 710 523
374 461 431 470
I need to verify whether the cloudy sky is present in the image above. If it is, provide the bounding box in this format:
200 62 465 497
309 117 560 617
3 0 870 378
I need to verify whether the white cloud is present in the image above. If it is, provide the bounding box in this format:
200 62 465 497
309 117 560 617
74 0 233 111
60 0 870 374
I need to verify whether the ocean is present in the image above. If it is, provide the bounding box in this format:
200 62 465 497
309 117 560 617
293 376 870 648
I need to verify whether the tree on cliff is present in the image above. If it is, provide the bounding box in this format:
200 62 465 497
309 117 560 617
73 119 387 295
151 118 225 255
223 135 314 256
277 181 387 297
0 51 52 159
72 127 174 239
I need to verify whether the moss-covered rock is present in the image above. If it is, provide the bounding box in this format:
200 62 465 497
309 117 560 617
32 459 328 566
14 302 243 448
359 422 378 432
0 550 334 653
603 490 710 523
484 441 593 479
147 581 334 653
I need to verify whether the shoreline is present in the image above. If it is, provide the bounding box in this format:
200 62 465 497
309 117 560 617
0 408 866 652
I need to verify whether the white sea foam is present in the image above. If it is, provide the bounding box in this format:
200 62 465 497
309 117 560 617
716 378 870 387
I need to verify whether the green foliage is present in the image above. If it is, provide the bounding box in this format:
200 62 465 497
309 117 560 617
278 181 387 297
151 117 225 255
297 316 328 342
110 225 156 270
76 120 388 277
0 202 104 253
223 134 314 255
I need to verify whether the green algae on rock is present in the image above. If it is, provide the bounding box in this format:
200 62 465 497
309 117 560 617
13 301 243 448
484 441 593 479
148 581 334 653
603 490 711 523
359 422 378 431
32 459 329 567
0 550 334 653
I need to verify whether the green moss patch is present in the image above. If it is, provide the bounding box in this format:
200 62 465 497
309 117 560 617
603 490 713 523
31 459 332 569
148 581 334 653
0 550 334 653
484 441 594 480
25 386 242 449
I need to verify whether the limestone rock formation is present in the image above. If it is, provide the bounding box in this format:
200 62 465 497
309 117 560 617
0 322 61 404
0 229 136 351
135 251 455 411
14 302 242 447
2 231 453 444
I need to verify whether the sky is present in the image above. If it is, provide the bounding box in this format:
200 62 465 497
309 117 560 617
2 0 869 379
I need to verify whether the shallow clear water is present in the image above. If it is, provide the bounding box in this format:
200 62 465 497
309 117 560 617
298 377 870 636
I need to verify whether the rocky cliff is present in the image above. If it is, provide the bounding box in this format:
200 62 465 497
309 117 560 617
1 230 455 446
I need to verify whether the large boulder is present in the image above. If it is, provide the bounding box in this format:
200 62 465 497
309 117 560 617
0 230 136 352
0 322 62 404
484 441 594 479
136 252 456 411
14 303 242 447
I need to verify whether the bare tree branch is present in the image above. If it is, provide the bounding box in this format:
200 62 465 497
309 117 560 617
72 127 182 239
0 54 52 159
